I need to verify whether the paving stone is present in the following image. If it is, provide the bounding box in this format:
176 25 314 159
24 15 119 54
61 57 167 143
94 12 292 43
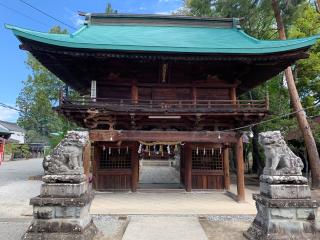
122 216 208 240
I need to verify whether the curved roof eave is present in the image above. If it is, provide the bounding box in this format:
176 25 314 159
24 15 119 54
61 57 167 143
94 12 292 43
5 23 320 55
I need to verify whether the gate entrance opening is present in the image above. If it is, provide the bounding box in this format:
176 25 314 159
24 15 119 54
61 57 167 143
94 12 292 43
138 145 182 189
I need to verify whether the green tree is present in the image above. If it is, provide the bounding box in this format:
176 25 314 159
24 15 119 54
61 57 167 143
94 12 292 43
16 26 76 145
105 3 117 14
289 4 320 116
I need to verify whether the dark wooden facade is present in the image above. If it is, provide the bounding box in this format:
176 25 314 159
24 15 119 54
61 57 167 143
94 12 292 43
89 130 239 195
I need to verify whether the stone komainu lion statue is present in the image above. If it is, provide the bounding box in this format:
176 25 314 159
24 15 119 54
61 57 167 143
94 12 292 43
43 131 89 175
259 131 304 176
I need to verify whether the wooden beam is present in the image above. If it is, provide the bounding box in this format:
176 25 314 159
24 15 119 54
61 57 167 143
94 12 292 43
223 147 230 190
90 130 237 143
236 135 245 202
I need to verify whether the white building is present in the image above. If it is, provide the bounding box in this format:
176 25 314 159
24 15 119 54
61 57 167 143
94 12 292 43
0 121 25 144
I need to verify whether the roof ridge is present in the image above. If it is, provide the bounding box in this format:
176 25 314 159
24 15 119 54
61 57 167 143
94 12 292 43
85 14 239 29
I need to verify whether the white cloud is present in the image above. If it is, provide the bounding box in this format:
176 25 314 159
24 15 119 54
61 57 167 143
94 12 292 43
70 13 85 27
0 106 19 122
64 7 85 28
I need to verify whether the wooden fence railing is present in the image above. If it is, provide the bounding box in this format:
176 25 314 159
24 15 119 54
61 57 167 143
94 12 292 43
60 97 268 113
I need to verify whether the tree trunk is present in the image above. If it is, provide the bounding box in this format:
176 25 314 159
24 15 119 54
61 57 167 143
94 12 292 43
272 0 320 188
316 0 320 13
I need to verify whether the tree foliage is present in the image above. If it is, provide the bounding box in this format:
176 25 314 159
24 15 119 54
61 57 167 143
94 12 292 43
16 26 75 145
289 4 320 116
105 3 118 14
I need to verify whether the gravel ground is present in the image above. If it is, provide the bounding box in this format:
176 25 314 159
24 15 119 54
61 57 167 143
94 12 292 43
199 217 251 240
93 215 128 240
0 215 128 240
207 215 254 222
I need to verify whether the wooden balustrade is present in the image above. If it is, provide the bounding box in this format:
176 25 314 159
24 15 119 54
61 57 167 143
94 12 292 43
60 97 268 113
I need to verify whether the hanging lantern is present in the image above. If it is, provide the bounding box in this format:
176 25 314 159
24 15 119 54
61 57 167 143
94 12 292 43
219 147 222 154
196 147 199 155
108 147 111 155
102 146 106 151
174 144 178 152
249 126 254 138
118 148 121 154
211 148 214 155
203 147 206 155
126 146 129 154
167 145 171 154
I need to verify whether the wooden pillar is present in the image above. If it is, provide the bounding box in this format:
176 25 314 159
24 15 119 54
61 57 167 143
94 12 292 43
92 143 99 190
131 142 139 192
230 87 236 103
131 81 138 104
184 144 192 192
59 88 64 106
192 87 197 106
83 142 91 177
223 146 230 190
236 135 245 202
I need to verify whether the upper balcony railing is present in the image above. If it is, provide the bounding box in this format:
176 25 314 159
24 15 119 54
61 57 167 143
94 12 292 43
59 96 269 114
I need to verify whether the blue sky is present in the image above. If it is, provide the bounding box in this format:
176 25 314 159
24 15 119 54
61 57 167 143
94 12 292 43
0 0 183 122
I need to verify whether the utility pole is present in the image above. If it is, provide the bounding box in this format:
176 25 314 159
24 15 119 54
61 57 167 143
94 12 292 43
271 0 320 188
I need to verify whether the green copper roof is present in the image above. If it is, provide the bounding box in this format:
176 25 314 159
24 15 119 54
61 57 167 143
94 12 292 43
5 15 320 54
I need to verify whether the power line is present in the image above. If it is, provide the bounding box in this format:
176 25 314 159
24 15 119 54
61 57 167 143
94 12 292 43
18 0 77 30
0 102 21 113
0 1 50 27
220 105 319 133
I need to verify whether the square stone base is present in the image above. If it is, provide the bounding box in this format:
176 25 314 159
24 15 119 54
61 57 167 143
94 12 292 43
22 181 98 240
260 183 311 199
21 220 99 240
244 194 319 240
40 181 88 197
244 222 319 240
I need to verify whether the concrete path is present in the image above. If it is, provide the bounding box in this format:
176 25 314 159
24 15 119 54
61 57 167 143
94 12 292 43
92 185 258 215
123 216 208 240
0 218 30 240
0 158 42 218
139 165 180 184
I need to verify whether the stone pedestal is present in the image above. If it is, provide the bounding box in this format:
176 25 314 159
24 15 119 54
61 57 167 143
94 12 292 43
244 175 319 240
22 174 98 240
21 131 98 240
245 131 320 240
